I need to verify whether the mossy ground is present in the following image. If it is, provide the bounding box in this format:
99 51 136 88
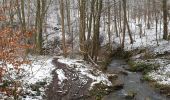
149 81 170 97
90 82 114 100
128 61 159 74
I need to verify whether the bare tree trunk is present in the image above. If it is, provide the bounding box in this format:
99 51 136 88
79 0 87 60
163 0 168 40
126 16 133 44
153 0 159 46
16 0 23 28
21 0 26 32
35 0 41 54
27 0 30 29
147 0 150 29
66 0 71 35
87 0 95 41
35 0 48 54
59 0 67 57
92 0 102 61
121 0 126 49
107 0 111 49
121 0 133 49
114 0 118 37
156 13 159 46
119 1 122 33
86 0 95 61
160 16 162 39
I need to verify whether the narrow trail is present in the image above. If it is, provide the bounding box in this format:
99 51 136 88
45 58 92 100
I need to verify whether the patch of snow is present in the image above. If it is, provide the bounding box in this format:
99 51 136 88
21 56 55 85
58 58 112 89
154 42 170 54
149 64 170 85
22 96 42 100
1 55 55 100
56 69 67 84
113 22 170 53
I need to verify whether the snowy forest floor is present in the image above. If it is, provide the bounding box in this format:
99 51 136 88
0 55 115 100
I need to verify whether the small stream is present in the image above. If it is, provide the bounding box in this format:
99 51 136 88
103 58 168 100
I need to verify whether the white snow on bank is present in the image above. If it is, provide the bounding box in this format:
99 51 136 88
2 56 55 85
149 64 170 85
154 42 170 54
113 22 170 55
21 56 55 100
21 56 55 85
57 58 112 89
0 55 55 100
146 59 170 85
56 69 67 85
22 96 42 100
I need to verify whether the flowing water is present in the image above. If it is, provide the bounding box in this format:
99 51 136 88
103 58 168 100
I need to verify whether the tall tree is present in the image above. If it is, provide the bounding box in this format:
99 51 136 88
119 0 122 33
59 0 67 57
163 0 168 40
114 0 118 37
147 0 151 29
35 0 47 54
16 0 22 29
91 0 103 61
121 0 133 49
35 0 42 54
66 0 71 35
87 0 95 41
79 0 87 60
21 0 26 32
107 0 111 49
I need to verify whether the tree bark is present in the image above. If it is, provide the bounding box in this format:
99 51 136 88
21 0 26 32
107 0 111 49
35 0 42 54
114 0 118 37
92 0 102 61
59 0 67 57
163 0 168 40
121 0 133 49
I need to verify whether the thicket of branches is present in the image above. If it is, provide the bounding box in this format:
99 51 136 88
0 1 33 98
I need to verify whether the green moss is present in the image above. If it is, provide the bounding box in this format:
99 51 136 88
168 35 170 40
141 74 153 81
154 83 170 90
125 90 137 99
123 51 133 59
0 80 13 88
90 82 114 100
112 49 133 59
143 51 155 59
101 58 112 71
128 61 159 74
30 81 46 92
141 79 170 97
